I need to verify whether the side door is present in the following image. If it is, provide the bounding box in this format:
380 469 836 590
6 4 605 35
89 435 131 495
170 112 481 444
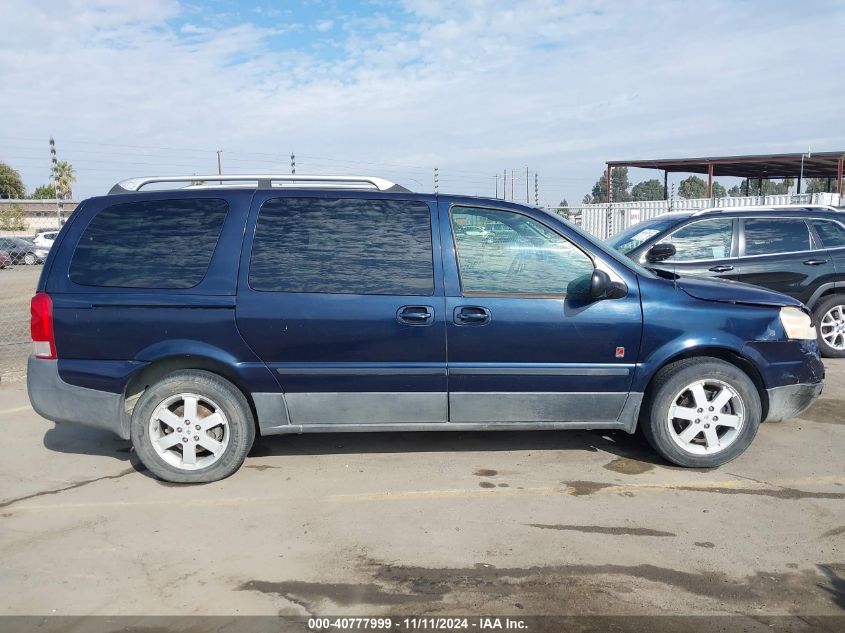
648 217 741 280
733 217 831 305
235 193 448 425
441 203 642 424
807 218 845 305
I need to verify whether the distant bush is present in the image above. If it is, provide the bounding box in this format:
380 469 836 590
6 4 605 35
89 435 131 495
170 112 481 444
0 204 27 231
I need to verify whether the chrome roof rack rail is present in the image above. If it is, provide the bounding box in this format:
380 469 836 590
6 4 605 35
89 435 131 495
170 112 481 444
108 174 410 195
691 203 840 216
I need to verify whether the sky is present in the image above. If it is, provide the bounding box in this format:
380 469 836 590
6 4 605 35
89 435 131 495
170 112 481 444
1 0 843 207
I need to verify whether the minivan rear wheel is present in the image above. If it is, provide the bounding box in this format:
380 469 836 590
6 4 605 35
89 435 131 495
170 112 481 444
641 358 761 468
130 370 255 483
813 295 845 358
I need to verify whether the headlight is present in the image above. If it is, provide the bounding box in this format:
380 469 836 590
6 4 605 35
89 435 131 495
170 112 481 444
779 307 816 340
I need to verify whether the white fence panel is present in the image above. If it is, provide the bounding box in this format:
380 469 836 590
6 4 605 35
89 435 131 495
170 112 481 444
552 193 843 239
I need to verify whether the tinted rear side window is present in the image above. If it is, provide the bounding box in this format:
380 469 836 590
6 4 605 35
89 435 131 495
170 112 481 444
743 218 811 256
812 220 845 248
70 199 228 288
249 198 434 295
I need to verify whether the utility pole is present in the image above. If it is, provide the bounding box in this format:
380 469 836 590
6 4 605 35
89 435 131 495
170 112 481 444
49 137 63 226
534 172 539 206
216 150 223 175
434 167 439 194
495 173 498 198
511 169 514 201
290 153 296 175
525 166 529 203
503 169 507 199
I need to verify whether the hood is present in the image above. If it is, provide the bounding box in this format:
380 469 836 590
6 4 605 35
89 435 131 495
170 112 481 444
674 275 804 308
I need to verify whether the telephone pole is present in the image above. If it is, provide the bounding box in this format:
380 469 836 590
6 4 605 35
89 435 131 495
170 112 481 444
511 169 514 201
434 167 439 194
534 172 539 206
503 169 507 199
290 153 296 175
525 166 529 203
495 173 498 198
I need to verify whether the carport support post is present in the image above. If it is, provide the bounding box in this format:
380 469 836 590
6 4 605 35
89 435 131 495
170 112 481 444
707 162 713 199
663 170 668 200
837 157 844 199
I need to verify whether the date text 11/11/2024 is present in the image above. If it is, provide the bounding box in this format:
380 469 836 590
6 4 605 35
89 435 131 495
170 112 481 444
307 617 528 630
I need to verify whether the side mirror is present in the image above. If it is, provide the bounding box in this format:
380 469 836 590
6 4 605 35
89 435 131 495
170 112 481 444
590 269 627 300
646 242 676 263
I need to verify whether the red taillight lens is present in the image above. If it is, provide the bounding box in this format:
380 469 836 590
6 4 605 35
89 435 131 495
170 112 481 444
30 293 56 359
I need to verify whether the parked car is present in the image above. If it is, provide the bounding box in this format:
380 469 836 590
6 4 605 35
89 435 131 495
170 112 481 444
28 175 824 483
0 237 48 265
607 205 845 358
0 250 10 269
33 230 59 250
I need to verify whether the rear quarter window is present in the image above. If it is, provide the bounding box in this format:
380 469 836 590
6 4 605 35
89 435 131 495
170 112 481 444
812 219 845 248
69 199 228 288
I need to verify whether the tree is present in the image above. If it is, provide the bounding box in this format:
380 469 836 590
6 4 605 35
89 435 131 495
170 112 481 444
712 181 727 198
631 179 665 201
31 184 56 199
51 160 76 199
0 162 26 199
586 166 632 203
728 178 795 196
806 178 832 194
678 175 707 199
557 199 569 210
0 204 27 231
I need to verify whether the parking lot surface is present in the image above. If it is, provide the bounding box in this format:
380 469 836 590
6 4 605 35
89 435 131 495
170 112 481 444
0 361 843 619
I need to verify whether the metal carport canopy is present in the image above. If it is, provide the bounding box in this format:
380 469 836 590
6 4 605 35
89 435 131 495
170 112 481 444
606 151 845 179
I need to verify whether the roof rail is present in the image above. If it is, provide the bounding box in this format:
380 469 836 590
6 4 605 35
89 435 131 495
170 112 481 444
108 174 410 195
691 203 840 216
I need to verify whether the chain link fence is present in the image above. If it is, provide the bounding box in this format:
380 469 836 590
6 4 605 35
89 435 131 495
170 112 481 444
0 265 40 383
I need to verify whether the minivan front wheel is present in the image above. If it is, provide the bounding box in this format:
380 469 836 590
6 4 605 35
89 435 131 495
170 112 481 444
131 370 255 483
642 358 761 468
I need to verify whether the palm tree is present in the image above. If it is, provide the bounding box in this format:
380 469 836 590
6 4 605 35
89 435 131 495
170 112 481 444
52 161 76 199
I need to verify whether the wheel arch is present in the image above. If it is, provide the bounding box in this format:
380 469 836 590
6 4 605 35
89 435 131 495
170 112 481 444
637 346 769 426
122 355 258 437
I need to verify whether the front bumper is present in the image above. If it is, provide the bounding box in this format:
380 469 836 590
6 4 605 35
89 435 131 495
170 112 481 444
765 381 823 423
27 357 129 439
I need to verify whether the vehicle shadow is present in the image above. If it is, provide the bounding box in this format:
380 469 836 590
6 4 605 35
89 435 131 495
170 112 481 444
250 426 666 466
43 420 667 465
43 422 133 462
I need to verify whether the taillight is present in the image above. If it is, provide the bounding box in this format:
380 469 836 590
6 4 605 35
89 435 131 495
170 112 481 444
30 293 56 359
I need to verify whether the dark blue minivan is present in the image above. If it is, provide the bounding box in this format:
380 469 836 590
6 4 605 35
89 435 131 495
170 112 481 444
28 175 824 482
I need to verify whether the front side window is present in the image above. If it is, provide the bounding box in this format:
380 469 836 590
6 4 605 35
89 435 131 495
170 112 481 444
451 206 593 295
812 220 845 248
249 198 434 295
69 199 228 288
665 218 733 261
743 218 811 256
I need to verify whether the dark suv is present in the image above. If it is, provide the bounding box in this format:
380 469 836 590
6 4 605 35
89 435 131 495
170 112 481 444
28 176 824 483
608 206 845 358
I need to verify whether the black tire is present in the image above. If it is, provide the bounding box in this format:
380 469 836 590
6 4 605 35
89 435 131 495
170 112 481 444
641 357 761 468
812 295 845 359
24 253 36 265
130 370 255 483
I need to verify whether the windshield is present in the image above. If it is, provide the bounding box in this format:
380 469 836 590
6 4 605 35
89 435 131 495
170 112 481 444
606 216 684 254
